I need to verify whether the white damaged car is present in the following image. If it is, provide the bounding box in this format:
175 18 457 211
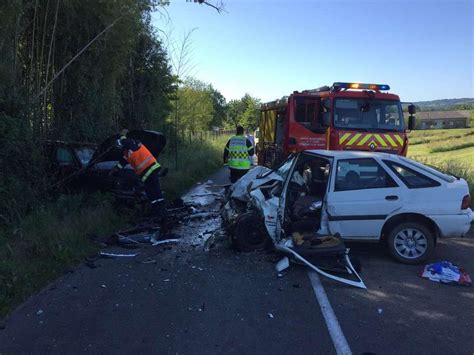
223 150 473 265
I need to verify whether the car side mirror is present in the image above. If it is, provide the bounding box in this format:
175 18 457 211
322 98 331 110
408 104 416 115
312 127 327 134
322 112 331 127
408 115 416 130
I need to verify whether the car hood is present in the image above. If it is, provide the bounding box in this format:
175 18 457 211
230 166 284 202
90 130 166 165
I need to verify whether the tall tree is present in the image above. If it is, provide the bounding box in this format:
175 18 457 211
225 94 260 130
208 86 226 128
175 78 214 132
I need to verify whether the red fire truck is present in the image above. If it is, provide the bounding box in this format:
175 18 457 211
257 82 416 167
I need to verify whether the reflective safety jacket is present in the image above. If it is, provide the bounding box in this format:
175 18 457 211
224 135 254 170
117 140 161 182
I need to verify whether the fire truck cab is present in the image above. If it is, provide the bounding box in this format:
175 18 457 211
258 82 416 167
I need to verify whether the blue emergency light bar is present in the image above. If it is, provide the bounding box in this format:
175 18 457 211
332 82 390 91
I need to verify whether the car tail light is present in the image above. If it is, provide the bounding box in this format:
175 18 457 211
461 195 471 209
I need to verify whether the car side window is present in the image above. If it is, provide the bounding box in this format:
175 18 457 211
335 158 398 191
383 160 441 188
56 147 75 166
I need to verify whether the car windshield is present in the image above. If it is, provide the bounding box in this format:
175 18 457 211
334 99 404 132
259 155 295 180
274 157 295 180
75 147 95 167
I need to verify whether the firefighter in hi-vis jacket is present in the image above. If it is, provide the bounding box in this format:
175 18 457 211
110 133 164 217
223 125 254 183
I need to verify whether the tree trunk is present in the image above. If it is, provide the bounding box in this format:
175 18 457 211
43 0 60 135
29 0 39 93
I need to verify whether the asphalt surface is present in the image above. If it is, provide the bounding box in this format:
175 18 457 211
1 168 473 354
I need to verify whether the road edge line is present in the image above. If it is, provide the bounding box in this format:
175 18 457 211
308 271 352 355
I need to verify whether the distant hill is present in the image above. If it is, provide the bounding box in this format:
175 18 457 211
413 98 474 111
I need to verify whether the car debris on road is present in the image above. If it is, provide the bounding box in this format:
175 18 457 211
99 252 139 258
420 261 472 286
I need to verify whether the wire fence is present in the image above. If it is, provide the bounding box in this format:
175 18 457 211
178 129 234 145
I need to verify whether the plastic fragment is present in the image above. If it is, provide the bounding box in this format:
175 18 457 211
99 252 139 258
276 257 290 272
141 258 157 264
267 313 274 319
151 238 179 247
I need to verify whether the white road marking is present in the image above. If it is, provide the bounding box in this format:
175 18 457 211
308 271 352 355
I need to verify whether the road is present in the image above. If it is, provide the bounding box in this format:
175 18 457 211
1 168 473 354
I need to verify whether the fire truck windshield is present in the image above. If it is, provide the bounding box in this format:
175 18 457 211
334 99 404 132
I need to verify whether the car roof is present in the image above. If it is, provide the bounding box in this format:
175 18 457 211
43 140 97 149
305 149 401 161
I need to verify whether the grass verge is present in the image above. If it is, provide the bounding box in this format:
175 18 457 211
160 136 228 199
0 194 124 316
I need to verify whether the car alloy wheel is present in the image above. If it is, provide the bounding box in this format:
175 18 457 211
394 228 428 260
387 221 434 264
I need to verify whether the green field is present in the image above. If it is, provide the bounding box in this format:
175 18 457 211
408 128 474 168
408 127 474 199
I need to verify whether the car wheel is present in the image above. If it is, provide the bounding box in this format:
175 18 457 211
387 222 434 264
232 211 271 251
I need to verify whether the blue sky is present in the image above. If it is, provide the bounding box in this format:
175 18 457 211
152 0 473 103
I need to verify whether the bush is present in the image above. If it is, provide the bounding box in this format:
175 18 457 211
0 114 47 226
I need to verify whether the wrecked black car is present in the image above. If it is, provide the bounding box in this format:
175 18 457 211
44 130 166 202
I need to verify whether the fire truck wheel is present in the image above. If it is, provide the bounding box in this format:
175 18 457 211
232 211 272 251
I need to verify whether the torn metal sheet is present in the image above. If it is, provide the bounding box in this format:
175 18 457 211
99 252 139 258
275 241 366 289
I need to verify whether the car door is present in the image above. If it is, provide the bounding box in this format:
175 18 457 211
274 155 298 240
326 157 403 240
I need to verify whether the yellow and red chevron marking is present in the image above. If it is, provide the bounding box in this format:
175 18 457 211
338 132 405 148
